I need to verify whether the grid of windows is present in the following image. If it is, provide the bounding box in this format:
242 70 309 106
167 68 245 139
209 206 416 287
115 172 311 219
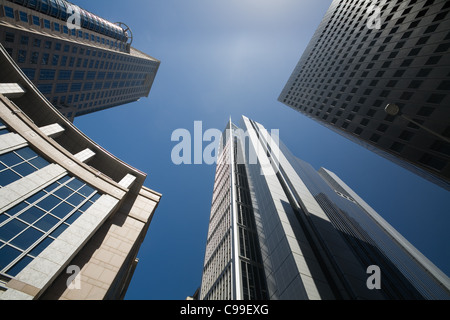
0 147 50 188
0 175 101 277
2 28 159 119
279 0 450 185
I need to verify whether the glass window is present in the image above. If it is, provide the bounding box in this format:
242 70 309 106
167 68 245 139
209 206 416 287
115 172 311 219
32 16 40 26
0 220 28 242
34 214 59 232
58 70 72 81
52 54 60 66
5 32 15 43
70 83 82 92
7 256 33 277
18 206 46 224
20 35 29 45
4 6 15 19
41 53 49 65
13 162 36 177
0 147 50 188
36 195 61 212
0 245 21 270
33 38 41 48
19 11 29 23
39 69 56 80
18 50 27 63
48 201 73 220
0 176 100 276
30 52 39 64
29 237 54 256
55 83 69 93
10 227 44 250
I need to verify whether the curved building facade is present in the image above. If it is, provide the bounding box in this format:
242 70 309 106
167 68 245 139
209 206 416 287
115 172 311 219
0 43 161 300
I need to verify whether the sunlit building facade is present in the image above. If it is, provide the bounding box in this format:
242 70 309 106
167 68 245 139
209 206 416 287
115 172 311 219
0 0 160 121
200 116 450 300
279 0 450 190
0 43 161 300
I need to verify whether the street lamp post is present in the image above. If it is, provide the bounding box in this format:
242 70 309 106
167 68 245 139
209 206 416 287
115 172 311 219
384 104 450 144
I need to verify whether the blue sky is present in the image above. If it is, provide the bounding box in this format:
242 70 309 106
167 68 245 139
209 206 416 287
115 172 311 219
71 0 449 300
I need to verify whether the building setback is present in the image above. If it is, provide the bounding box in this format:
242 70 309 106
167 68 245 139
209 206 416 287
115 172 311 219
199 116 450 300
0 43 161 300
0 0 160 122
279 0 450 190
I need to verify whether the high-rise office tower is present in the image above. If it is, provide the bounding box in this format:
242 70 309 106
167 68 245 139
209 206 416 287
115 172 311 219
199 116 450 300
0 0 160 122
279 0 450 190
0 43 161 299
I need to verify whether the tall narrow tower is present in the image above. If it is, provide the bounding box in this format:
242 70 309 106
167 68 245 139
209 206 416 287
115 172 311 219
200 121 268 300
200 116 450 300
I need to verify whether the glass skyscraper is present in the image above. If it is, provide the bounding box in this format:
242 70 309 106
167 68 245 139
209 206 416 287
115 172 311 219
0 39 161 299
279 0 450 191
199 115 450 300
0 0 160 121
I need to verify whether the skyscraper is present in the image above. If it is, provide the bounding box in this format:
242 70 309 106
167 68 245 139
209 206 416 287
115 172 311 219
279 0 450 190
199 115 450 300
0 42 161 299
0 0 160 122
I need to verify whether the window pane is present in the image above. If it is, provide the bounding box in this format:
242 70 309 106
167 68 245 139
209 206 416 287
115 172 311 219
78 201 93 213
78 184 95 197
67 179 84 191
67 193 85 206
10 227 44 250
0 152 23 166
7 255 33 276
0 214 8 224
51 202 74 219
26 191 47 205
0 219 28 242
18 206 46 224
15 147 38 160
54 186 73 199
29 157 49 169
36 195 61 211
29 237 54 257
50 223 68 238
34 214 59 232
6 202 29 216
0 245 21 270
0 170 21 187
65 211 82 224
89 193 101 203
12 162 36 177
